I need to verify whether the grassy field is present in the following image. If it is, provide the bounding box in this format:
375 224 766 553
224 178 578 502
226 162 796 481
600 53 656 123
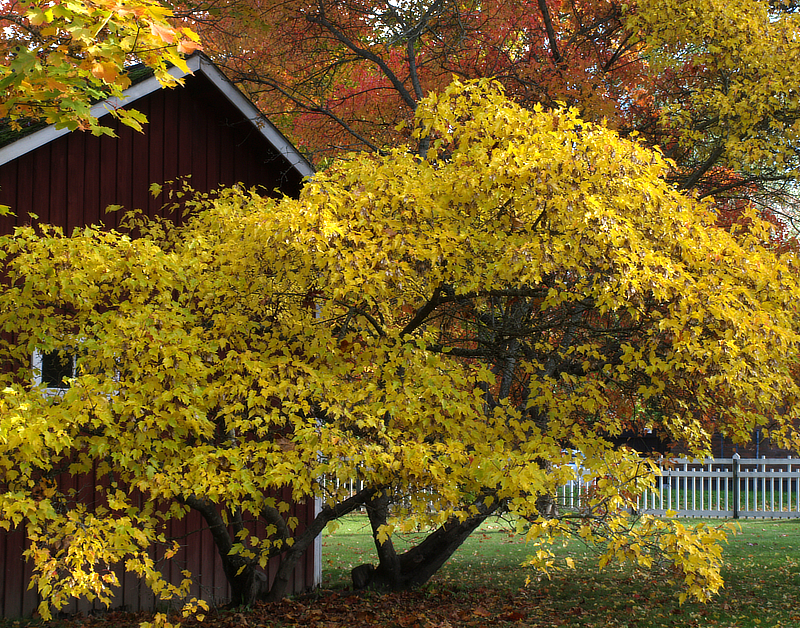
319 514 800 627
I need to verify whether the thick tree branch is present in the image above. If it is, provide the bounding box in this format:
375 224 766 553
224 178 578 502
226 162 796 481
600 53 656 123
267 486 379 600
538 0 562 64
400 284 444 338
180 495 233 556
307 5 419 111
261 504 292 541
680 144 726 191
352 492 505 590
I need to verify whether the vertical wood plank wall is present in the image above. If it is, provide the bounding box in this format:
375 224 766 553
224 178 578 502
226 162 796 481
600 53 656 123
0 481 318 617
0 72 303 234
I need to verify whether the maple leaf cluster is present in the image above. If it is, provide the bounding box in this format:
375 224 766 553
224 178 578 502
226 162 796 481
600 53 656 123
0 0 201 133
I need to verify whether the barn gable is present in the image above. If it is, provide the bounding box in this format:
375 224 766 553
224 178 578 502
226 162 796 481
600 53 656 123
0 53 313 232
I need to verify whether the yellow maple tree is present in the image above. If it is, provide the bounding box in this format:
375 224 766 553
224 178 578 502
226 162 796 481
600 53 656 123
1 79 799 615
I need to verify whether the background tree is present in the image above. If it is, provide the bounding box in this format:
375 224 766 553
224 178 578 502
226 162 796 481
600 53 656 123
2 81 799 615
179 0 800 216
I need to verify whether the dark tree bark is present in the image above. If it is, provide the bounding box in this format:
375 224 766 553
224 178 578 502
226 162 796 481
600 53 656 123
266 486 378 601
180 496 271 606
351 493 504 591
182 486 377 605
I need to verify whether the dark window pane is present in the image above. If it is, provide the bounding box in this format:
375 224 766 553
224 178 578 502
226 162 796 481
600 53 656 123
41 351 73 388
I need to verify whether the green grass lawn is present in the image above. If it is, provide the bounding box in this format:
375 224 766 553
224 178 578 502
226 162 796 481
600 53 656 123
321 515 800 627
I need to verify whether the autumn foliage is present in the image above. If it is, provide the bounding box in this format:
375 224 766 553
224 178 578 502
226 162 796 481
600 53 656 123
165 0 800 248
0 0 201 132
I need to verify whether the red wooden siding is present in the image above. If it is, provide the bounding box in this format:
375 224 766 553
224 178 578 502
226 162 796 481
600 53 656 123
0 71 304 234
1 526 37 618
0 64 318 617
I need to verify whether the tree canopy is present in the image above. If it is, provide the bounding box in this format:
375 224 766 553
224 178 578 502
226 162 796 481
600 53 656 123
2 80 799 616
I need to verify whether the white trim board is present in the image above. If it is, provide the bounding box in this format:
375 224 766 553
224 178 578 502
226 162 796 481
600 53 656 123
0 54 313 178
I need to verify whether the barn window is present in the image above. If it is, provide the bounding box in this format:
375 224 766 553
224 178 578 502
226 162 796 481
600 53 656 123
32 349 76 391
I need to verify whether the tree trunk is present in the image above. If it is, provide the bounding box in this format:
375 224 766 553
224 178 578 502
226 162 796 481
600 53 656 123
351 494 504 590
265 486 377 601
183 486 379 605
180 496 270 607
362 492 401 588
183 488 378 604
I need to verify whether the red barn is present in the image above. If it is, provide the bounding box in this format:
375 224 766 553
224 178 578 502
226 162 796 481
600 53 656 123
0 53 319 617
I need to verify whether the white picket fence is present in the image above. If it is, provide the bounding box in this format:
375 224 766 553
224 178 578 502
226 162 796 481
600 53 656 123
323 455 800 520
558 455 800 519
